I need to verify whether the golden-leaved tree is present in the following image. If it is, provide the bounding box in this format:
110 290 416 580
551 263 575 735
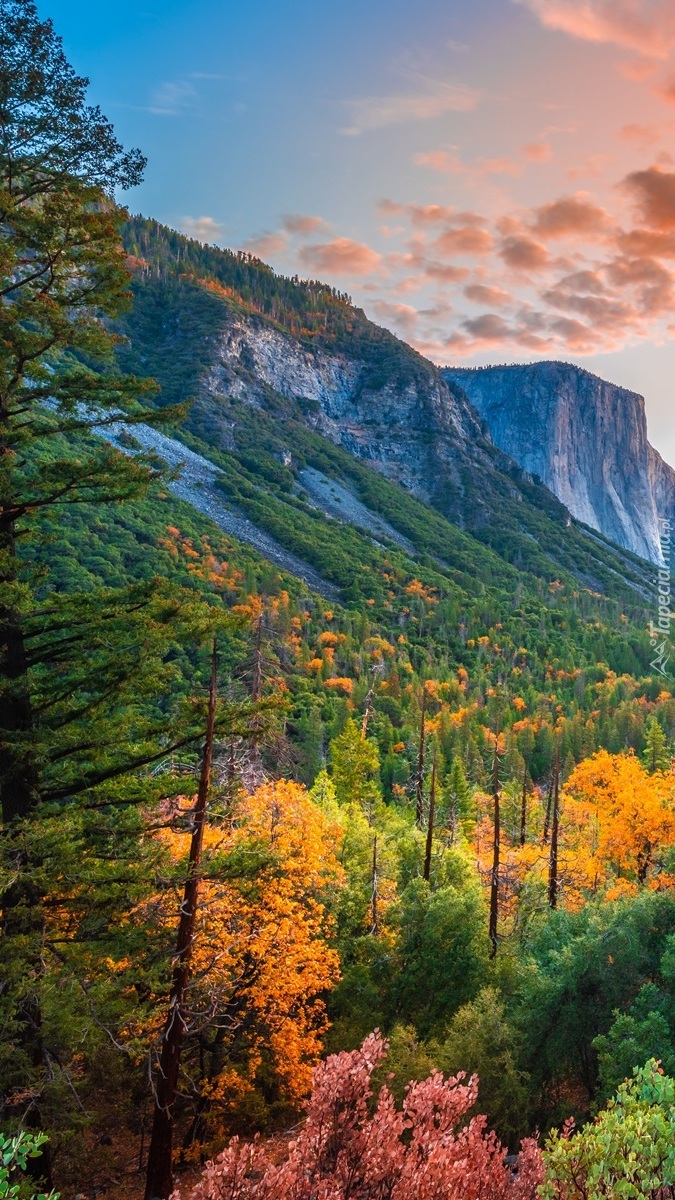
143 779 343 1154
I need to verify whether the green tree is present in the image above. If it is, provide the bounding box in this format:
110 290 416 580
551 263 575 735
642 716 671 774
0 5 251 1176
438 987 531 1146
443 756 472 841
0 1130 57 1199
541 1059 675 1198
388 875 488 1037
329 718 381 814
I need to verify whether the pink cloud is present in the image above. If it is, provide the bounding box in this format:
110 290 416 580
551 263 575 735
241 230 288 258
532 194 612 237
522 141 553 162
548 315 599 350
498 235 550 270
654 75 675 104
414 151 521 176
619 123 661 146
414 151 465 174
298 237 383 277
433 226 494 256
464 283 514 306
370 300 420 338
282 214 330 235
462 313 512 341
566 155 614 181
514 0 675 59
622 165 675 228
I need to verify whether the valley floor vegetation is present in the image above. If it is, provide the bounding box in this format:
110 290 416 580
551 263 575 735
3 3 675 1199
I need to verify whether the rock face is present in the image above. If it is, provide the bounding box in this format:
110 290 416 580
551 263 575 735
195 312 548 533
443 362 675 564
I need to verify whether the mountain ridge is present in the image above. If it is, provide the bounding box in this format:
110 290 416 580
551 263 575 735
114 217 656 599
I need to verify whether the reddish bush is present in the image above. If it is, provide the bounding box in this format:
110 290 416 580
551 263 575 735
173 1032 544 1200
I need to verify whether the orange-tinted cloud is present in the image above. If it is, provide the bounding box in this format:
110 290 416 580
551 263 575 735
654 75 675 104
532 194 611 237
620 122 661 146
605 255 675 312
298 237 383 276
515 0 675 58
566 154 614 181
414 151 465 174
433 226 494 256
498 234 550 270
622 165 675 228
414 150 521 176
522 141 553 162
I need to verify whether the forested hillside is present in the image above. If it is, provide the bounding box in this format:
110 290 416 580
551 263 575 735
3 6 675 1200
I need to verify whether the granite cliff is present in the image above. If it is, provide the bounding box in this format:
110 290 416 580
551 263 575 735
443 362 675 565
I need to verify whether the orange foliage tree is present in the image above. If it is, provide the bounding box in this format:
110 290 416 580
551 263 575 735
145 780 343 1148
557 749 675 902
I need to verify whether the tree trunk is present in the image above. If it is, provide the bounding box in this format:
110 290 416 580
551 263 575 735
423 751 437 882
542 772 554 845
370 835 378 935
548 747 560 909
415 687 426 827
361 687 374 739
0 520 39 823
519 763 528 847
144 644 218 1200
0 512 51 1188
489 738 500 958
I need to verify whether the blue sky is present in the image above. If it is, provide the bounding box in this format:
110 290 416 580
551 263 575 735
43 0 675 463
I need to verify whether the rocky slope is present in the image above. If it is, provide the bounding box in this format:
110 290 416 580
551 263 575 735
443 362 675 564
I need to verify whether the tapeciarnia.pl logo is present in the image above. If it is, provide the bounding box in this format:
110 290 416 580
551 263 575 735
650 518 672 678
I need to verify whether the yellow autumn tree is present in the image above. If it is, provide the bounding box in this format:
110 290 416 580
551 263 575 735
147 780 343 1145
558 750 675 902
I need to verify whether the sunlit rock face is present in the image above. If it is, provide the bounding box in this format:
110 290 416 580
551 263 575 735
443 362 675 564
197 311 531 525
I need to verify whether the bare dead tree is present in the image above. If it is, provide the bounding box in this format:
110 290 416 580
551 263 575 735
370 835 379 935
520 762 528 847
423 750 437 883
415 686 427 827
489 735 501 959
548 743 561 909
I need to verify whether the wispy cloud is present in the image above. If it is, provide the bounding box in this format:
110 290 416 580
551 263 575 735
147 80 197 116
181 215 224 243
414 150 521 176
340 78 480 136
241 231 289 258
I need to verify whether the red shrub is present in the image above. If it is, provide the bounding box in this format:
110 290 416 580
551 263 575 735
173 1033 543 1200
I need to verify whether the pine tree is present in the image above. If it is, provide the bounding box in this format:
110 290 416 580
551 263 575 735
642 716 671 774
0 4 246 1162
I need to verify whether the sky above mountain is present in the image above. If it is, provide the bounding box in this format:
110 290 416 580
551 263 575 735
45 0 675 462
